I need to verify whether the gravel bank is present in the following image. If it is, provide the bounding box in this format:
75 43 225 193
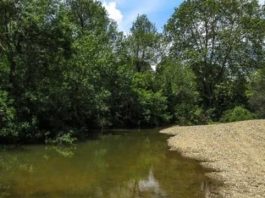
160 120 265 198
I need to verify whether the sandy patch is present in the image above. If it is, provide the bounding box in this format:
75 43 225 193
161 120 265 198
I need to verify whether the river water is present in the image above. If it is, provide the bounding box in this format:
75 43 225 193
0 129 208 197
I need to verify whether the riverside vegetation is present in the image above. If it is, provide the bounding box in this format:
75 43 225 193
1 0 265 144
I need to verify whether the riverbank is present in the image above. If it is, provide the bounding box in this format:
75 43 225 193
161 120 265 198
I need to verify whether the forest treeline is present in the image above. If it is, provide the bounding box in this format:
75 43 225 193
1 0 265 143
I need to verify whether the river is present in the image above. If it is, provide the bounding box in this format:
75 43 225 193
0 129 208 197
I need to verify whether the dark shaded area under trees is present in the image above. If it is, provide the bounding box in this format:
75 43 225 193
1 0 265 143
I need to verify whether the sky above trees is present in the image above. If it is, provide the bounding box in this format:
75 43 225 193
100 0 265 33
100 0 182 33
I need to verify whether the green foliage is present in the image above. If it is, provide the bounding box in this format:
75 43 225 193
0 0 265 143
127 14 161 72
131 72 170 126
221 106 255 123
249 68 265 118
46 131 77 145
0 90 17 138
156 58 200 125
166 0 265 118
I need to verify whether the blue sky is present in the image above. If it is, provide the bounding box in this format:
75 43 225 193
99 0 183 33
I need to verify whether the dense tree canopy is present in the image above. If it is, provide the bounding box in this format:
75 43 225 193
166 0 265 118
0 0 265 143
127 14 161 72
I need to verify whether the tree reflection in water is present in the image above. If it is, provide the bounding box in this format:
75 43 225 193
0 130 208 198
138 169 167 197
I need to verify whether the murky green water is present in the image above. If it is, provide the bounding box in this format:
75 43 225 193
0 130 208 198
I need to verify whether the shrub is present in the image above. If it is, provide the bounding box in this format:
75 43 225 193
0 90 18 139
221 106 255 123
249 68 265 118
45 131 77 145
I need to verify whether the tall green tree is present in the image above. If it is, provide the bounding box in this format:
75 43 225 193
66 0 109 35
156 58 200 124
1 0 264 143
249 68 265 118
131 71 170 127
127 15 161 72
166 0 265 118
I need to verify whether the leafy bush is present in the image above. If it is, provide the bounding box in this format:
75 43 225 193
0 91 42 143
45 131 77 145
221 106 255 123
249 68 265 118
132 72 171 127
156 59 199 125
0 90 18 139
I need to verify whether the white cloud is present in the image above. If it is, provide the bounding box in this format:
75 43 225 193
102 1 123 26
100 0 173 33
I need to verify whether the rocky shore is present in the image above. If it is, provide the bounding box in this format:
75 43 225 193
161 120 265 198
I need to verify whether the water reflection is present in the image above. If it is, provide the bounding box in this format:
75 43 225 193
46 145 77 158
0 130 208 197
138 169 167 197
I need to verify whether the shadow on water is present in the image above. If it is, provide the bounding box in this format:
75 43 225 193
0 129 215 198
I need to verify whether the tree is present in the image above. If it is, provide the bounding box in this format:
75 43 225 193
249 68 265 117
166 0 265 118
248 5 265 118
156 58 202 124
66 0 109 35
0 90 17 141
0 0 23 96
1 0 264 143
131 71 170 127
127 15 160 72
